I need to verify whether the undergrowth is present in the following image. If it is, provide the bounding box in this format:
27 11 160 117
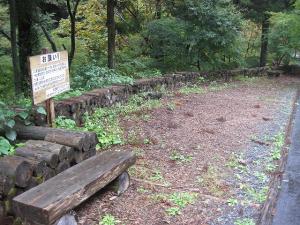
55 95 162 149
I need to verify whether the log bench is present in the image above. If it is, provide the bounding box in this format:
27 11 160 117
12 150 136 225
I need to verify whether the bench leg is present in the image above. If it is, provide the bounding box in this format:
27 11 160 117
54 211 78 225
113 171 130 196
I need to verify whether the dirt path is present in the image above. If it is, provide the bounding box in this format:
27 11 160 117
76 76 300 225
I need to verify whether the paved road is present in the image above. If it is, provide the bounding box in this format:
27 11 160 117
272 97 300 225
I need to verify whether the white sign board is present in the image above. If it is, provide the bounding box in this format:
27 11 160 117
29 51 70 104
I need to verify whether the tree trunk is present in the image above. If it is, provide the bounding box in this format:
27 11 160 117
9 0 22 96
107 0 116 69
16 0 39 94
260 15 270 67
66 0 81 67
155 0 162 19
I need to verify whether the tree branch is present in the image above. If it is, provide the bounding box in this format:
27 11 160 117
40 25 58 52
0 29 11 41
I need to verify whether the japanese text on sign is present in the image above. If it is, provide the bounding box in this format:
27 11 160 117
29 51 70 104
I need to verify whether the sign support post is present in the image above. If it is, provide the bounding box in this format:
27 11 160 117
41 49 55 127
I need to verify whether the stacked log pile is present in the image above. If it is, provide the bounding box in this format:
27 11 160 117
0 126 98 218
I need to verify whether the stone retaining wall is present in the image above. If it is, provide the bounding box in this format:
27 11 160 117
54 67 269 124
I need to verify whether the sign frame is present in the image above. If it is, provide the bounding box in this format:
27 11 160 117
28 50 70 105
28 50 70 127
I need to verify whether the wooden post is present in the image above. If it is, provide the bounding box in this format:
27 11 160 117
41 48 56 127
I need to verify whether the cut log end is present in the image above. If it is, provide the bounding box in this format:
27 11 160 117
0 157 33 188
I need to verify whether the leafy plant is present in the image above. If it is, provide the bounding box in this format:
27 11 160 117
179 85 205 95
73 64 134 90
55 116 77 130
245 186 268 203
0 100 46 155
170 150 193 163
169 192 197 208
150 170 164 182
271 132 285 160
166 192 197 216
99 214 120 225
0 136 13 156
234 218 255 225
227 198 239 207
166 207 181 216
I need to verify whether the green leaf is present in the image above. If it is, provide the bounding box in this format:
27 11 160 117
37 106 47 115
5 119 15 128
5 129 17 141
18 111 29 120
24 120 32 126
0 137 11 155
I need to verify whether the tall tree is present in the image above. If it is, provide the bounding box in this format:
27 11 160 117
66 0 81 66
107 0 116 69
16 0 39 93
234 0 295 67
8 0 21 96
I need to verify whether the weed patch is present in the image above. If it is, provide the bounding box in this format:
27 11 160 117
99 214 120 225
179 85 205 95
234 218 255 225
170 150 193 163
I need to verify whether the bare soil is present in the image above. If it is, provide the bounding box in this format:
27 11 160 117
76 76 300 225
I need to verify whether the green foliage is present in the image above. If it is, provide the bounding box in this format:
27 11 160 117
55 94 162 149
99 214 120 225
83 110 123 148
166 207 181 216
169 192 197 208
0 136 13 156
234 218 255 225
55 116 77 130
170 150 193 163
271 132 285 160
145 0 245 71
73 64 134 90
245 186 268 203
179 85 205 95
54 89 84 101
269 1 300 66
227 198 239 207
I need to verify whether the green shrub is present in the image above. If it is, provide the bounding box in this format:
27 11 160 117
73 64 134 90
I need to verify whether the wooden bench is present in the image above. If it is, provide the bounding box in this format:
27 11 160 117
13 150 136 225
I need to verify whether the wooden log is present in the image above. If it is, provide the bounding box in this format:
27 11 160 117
20 157 48 177
25 140 67 161
73 150 84 164
56 161 70 174
13 150 136 225
83 148 96 160
43 167 56 181
15 147 59 169
26 177 40 190
0 156 33 188
84 132 99 148
10 125 53 140
0 174 15 196
45 131 89 151
65 147 75 163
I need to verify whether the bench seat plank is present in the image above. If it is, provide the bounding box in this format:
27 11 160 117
13 150 136 225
